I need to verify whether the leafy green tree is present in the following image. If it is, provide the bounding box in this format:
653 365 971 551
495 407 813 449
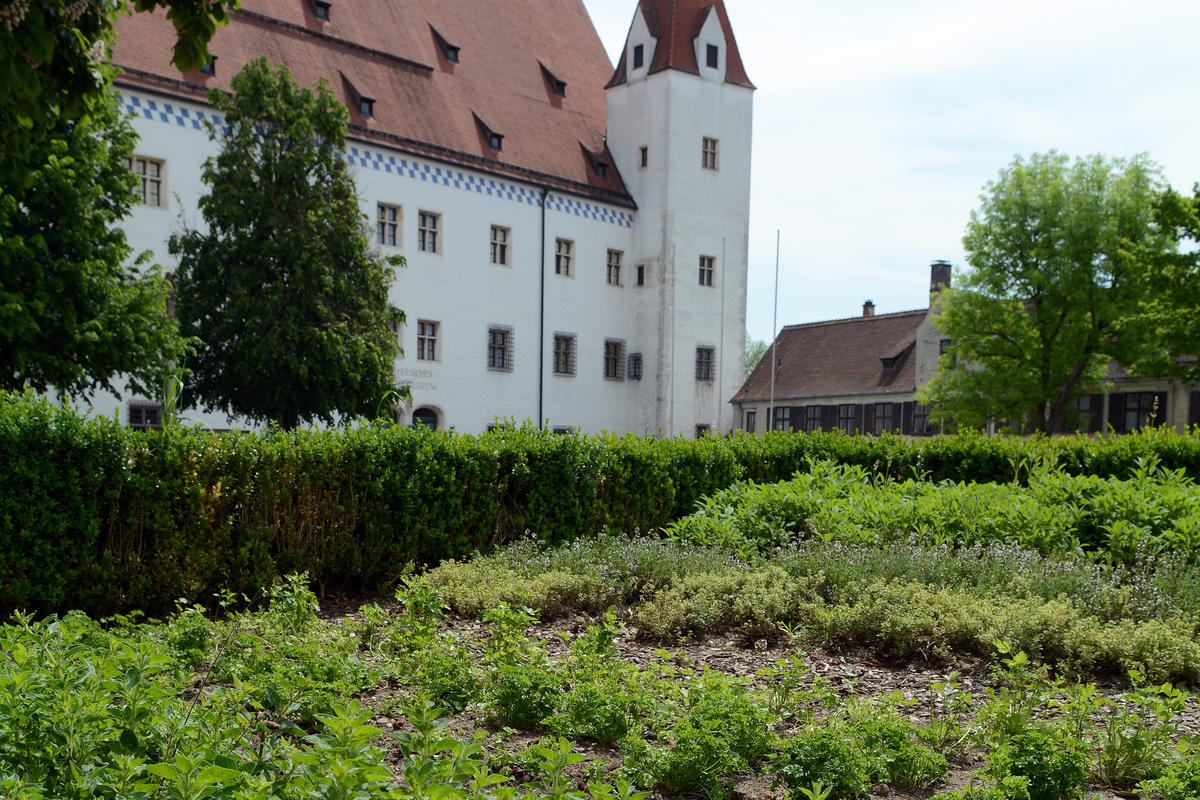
171 58 405 430
744 334 768 380
920 152 1176 433
1 0 236 182
1122 186 1200 383
0 87 188 397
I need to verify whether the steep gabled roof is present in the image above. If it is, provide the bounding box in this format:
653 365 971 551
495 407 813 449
607 0 754 89
111 0 634 206
733 309 928 403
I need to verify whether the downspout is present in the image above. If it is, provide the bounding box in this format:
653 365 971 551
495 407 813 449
537 186 549 429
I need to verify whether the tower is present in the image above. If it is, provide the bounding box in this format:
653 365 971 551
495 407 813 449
605 0 754 435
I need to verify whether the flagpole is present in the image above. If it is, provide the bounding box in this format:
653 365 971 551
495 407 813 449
768 229 779 430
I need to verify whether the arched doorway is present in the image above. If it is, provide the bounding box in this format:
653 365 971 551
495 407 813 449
411 407 439 430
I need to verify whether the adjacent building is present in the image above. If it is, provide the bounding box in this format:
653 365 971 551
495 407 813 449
733 262 1200 435
107 0 753 435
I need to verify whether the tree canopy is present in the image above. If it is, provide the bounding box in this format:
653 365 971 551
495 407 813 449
744 334 768 380
171 58 405 430
1 0 236 182
0 87 189 397
919 151 1179 433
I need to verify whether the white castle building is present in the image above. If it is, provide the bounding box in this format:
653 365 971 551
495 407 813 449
108 0 754 435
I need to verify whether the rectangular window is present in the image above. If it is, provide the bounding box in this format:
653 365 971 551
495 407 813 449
706 43 719 69
416 320 438 361
603 339 625 380
702 137 718 170
744 410 756 433
628 352 643 380
872 402 895 435
127 156 164 206
639 146 648 168
695 424 711 439
606 249 622 286
418 211 440 253
695 346 714 381
377 203 400 247
1123 392 1159 432
698 255 715 287
555 238 573 276
552 426 575 435
773 406 791 432
805 406 822 433
128 402 163 430
636 264 646 286
633 43 644 69
838 404 857 434
913 404 932 435
487 325 513 372
490 225 510 266
553 333 576 376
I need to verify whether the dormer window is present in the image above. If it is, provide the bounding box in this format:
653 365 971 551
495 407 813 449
540 63 567 98
312 0 330 21
198 57 215 76
706 43 719 68
633 44 644 69
583 148 608 179
475 114 503 151
432 27 460 63
358 96 374 117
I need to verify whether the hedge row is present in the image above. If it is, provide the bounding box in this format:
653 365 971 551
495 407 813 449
4 391 1200 616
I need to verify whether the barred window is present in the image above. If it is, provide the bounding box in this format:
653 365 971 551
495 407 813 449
487 325 513 372
628 352 643 380
695 347 714 381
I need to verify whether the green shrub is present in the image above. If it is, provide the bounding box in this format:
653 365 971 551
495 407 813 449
772 725 874 800
485 663 563 730
1138 750 1200 800
985 729 1089 800
849 703 948 790
7 388 1200 618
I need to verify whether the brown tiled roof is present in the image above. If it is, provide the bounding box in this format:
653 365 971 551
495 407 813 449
607 0 754 90
111 0 634 206
733 309 928 403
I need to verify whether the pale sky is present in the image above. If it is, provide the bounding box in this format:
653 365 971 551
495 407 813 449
581 1 1200 343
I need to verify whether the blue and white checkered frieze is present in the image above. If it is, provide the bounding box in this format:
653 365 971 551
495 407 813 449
118 90 634 228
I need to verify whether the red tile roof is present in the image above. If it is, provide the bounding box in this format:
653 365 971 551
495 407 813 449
732 309 928 403
607 0 754 89
111 0 634 206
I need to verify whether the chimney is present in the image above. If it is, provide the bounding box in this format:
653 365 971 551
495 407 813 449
930 260 952 295
862 300 875 317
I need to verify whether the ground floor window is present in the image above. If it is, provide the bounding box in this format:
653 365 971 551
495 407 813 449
412 407 439 430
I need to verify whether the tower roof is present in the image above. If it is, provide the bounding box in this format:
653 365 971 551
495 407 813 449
111 0 634 206
607 0 754 90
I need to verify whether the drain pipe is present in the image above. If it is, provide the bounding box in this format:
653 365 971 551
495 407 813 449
537 186 549 429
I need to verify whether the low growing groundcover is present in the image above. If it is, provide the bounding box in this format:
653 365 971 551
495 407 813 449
4 534 1200 800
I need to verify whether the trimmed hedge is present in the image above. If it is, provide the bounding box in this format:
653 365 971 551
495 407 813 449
4 391 1200 616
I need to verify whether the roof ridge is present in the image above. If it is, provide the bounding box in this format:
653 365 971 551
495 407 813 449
781 308 929 330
